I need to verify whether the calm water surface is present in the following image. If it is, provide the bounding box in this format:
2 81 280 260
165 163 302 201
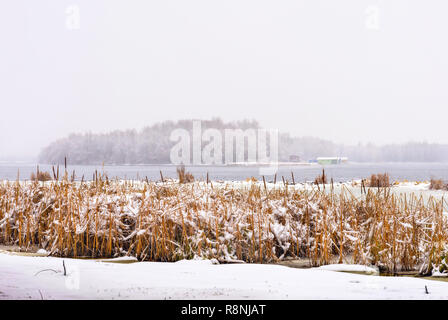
1 162 448 182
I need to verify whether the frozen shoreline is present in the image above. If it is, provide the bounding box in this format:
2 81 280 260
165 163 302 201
4 178 447 204
1 178 448 297
1 252 448 300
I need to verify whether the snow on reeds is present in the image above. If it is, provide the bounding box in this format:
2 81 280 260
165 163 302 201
430 178 448 191
0 174 447 274
369 173 390 188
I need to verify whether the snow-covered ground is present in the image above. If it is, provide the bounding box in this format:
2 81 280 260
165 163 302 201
2 180 448 300
1 252 448 300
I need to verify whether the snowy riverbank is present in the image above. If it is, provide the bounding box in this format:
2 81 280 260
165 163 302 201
1 252 448 300
1 178 448 271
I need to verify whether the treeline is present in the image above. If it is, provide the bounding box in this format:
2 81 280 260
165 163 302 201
39 118 260 165
342 142 448 162
38 118 448 164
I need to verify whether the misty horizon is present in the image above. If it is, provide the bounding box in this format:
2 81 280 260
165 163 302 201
1 117 448 162
1 1 448 160
30 118 448 165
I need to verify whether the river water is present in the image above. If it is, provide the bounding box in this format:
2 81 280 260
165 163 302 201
1 162 448 182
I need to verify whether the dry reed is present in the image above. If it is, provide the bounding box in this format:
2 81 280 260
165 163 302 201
30 168 52 182
314 169 327 185
176 165 194 184
369 173 390 188
0 174 447 274
429 179 447 191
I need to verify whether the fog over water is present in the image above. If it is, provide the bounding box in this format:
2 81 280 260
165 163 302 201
2 162 448 182
1 1 448 161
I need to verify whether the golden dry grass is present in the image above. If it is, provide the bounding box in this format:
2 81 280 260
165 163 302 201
429 179 447 191
0 174 447 273
314 169 327 185
176 165 194 184
369 173 390 188
30 171 52 182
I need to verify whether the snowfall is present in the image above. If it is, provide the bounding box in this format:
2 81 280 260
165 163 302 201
2 180 448 300
1 251 448 300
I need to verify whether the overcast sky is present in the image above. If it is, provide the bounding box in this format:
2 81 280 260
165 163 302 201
1 0 447 159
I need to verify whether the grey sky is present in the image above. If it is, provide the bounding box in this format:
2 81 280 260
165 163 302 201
1 0 447 159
